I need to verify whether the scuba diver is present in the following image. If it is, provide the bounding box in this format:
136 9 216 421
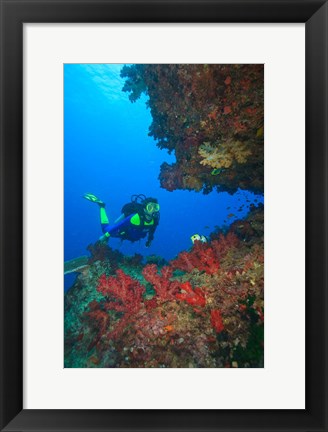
83 193 160 248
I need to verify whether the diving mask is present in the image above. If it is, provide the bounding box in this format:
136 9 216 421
145 202 160 214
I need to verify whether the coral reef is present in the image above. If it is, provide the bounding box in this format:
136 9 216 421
198 139 252 169
145 254 168 266
64 64 264 368
64 205 264 368
96 270 145 340
171 240 220 275
142 264 180 302
175 282 206 309
210 309 224 333
121 64 264 194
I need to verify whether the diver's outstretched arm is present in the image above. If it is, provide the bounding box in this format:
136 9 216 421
145 213 160 247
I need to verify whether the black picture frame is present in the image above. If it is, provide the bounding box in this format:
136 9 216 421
0 1 327 431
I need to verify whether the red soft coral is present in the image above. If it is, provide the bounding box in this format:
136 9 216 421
171 241 220 275
98 269 144 315
211 232 239 258
194 241 220 274
176 282 206 308
142 264 180 302
84 301 111 351
170 251 195 272
97 270 145 339
210 309 224 333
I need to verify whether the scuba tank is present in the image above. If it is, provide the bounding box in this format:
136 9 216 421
121 194 146 217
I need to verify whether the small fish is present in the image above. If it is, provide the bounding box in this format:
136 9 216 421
191 234 208 244
227 213 235 218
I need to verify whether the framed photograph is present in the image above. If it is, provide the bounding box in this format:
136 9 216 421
0 1 327 431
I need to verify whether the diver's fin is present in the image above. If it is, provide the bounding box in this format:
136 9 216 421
83 193 105 207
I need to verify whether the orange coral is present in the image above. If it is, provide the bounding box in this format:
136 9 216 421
198 139 252 169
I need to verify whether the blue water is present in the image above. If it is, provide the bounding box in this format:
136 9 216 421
64 64 263 291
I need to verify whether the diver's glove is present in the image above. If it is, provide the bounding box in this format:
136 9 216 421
145 240 152 248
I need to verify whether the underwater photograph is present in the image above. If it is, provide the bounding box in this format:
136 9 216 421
64 64 264 368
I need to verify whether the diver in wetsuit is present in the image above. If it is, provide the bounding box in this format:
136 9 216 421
84 193 160 248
